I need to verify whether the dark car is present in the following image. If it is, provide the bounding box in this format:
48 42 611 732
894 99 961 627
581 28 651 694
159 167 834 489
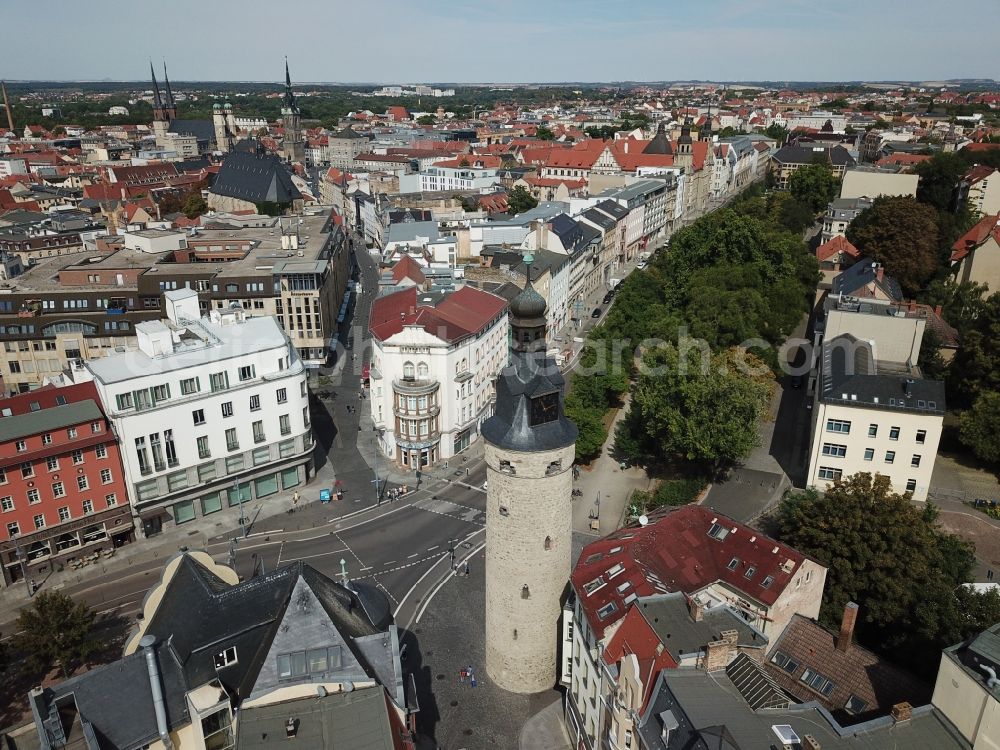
602 291 615 304
591 307 602 318
790 375 803 389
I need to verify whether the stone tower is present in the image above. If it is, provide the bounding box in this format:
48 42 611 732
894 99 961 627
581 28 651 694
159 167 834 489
481 255 578 694
676 113 694 170
281 59 304 163
212 102 232 152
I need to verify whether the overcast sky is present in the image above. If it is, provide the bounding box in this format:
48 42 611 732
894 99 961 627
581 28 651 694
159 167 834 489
4 0 998 83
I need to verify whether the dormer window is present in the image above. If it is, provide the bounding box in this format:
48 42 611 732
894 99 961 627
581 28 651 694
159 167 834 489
214 646 237 669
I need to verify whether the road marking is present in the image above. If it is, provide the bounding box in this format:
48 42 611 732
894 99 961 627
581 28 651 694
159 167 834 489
384 559 396 565
395 528 483 625
336 533 365 568
372 575 399 606
407 552 419 559
426 545 439 551
415 542 485 625
275 541 285 567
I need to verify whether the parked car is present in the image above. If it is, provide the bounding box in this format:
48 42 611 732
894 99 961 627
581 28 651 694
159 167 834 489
636 261 648 270
602 291 615 304
591 307 602 318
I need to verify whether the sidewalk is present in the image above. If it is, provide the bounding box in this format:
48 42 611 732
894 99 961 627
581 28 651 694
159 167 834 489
0 239 403 615
520 698 571 750
572 393 653 536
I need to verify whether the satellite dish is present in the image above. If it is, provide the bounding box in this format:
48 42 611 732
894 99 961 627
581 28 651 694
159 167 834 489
638 515 649 526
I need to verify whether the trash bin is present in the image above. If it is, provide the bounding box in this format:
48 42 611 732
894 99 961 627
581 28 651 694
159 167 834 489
320 489 332 504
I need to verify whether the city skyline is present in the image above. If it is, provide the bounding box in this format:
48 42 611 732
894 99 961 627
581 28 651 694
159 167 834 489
3 0 999 83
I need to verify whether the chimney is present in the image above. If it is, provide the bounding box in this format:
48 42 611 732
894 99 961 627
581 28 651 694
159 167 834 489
688 596 704 622
836 601 858 652
140 636 174 750
908 299 917 313
891 702 913 723
934 304 942 316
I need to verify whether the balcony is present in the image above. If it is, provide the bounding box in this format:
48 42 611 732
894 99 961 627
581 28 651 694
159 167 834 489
392 377 439 396
394 402 440 418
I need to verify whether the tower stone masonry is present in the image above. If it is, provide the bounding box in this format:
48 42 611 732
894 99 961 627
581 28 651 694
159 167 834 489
482 254 577 694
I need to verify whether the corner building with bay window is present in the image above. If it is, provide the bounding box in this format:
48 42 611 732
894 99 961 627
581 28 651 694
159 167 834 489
68 288 314 537
368 286 508 468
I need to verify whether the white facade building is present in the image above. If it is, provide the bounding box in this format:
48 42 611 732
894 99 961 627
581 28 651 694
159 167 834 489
368 286 508 468
806 293 944 502
72 289 314 537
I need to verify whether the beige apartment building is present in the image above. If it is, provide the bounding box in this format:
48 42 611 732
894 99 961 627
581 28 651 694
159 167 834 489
807 292 945 501
932 623 1000 749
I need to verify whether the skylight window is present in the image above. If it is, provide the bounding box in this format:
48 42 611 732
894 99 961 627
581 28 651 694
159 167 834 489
761 575 774 588
583 578 605 596
597 602 618 620
616 581 631 594
606 563 625 579
707 522 729 541
744 566 756 579
727 557 739 570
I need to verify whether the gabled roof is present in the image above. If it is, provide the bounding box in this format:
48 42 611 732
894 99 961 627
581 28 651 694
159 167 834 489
815 235 860 263
368 285 507 344
831 258 902 300
763 613 931 720
572 505 812 639
390 254 426 285
211 151 301 204
950 213 1000 261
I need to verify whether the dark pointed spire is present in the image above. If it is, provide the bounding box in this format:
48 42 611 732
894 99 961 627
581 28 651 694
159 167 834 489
162 62 174 108
700 100 713 142
150 61 163 109
283 57 296 109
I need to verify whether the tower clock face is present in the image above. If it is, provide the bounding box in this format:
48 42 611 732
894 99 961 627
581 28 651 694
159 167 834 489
529 392 559 426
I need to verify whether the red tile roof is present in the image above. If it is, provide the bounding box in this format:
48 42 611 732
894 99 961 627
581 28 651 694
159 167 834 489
390 254 426 285
368 285 507 344
572 505 810 639
951 213 1000 261
965 164 1000 185
816 235 860 263
764 613 930 716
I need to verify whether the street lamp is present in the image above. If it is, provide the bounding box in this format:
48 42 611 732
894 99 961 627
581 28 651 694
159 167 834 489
234 479 247 538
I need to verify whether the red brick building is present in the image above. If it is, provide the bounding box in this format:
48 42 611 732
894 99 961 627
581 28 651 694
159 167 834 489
0 383 134 587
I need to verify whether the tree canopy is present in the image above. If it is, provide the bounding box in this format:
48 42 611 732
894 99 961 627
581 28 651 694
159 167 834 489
14 591 102 678
622 346 772 468
772 473 991 677
846 196 941 296
789 162 840 212
506 185 538 215
960 392 1000 466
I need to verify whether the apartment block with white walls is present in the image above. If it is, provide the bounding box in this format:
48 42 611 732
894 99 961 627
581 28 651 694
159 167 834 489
367 286 508 468
68 289 314 537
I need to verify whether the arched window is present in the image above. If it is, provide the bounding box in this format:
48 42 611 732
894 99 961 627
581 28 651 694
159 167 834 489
403 361 415 378
417 362 429 377
521 584 530 599
544 536 552 551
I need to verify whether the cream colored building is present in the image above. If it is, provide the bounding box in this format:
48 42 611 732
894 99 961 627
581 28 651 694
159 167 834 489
952 216 1000 294
932 623 1000 750
966 167 1000 216
807 300 944 501
839 168 918 200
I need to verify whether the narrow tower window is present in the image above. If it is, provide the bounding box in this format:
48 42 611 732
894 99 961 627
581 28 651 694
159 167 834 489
521 584 530 599
544 536 552 551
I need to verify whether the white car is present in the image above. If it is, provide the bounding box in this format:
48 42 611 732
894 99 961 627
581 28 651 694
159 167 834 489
636 261 648 270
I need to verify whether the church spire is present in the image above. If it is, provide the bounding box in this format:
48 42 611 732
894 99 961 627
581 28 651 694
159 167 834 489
700 100 713 142
283 57 296 109
150 61 163 110
162 62 176 110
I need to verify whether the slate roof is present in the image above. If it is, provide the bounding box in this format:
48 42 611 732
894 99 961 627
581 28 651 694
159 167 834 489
30 642 190 750
331 125 366 140
942 622 1000 703
29 554 401 750
168 119 215 145
572 505 812 640
637 669 969 750
594 198 628 221
634 594 766 659
763 614 931 721
0 400 103 444
581 208 616 231
820 334 946 415
235 686 400 750
831 259 903 301
480 348 577 452
211 151 301 205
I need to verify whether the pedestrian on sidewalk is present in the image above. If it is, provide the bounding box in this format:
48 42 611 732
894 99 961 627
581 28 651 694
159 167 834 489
989 569 995 581
292 491 299 508
463 560 470 577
